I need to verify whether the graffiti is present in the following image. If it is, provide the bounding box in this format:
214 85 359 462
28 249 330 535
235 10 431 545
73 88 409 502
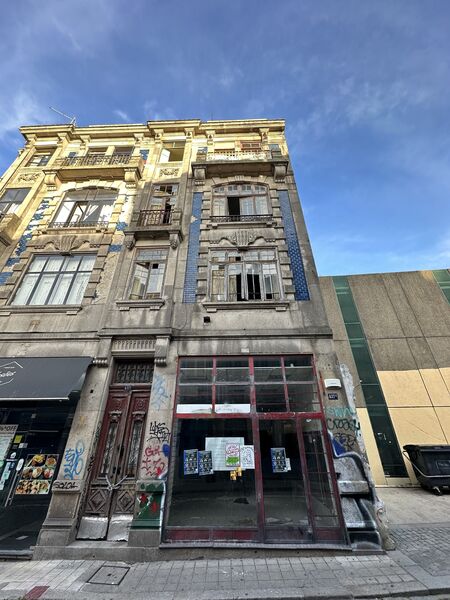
63 440 85 480
326 406 357 419
332 431 358 452
52 480 80 491
327 418 360 432
148 421 170 443
326 405 360 444
151 374 171 410
142 421 171 479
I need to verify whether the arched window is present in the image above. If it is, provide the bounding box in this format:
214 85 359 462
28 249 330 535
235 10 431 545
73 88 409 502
211 183 270 222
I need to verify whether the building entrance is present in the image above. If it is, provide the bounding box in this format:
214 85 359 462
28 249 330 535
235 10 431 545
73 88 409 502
163 356 346 545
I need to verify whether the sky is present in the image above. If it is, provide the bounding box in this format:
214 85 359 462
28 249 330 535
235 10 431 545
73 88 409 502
0 0 449 276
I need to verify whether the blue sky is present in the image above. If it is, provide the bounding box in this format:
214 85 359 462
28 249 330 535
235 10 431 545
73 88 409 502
0 0 449 275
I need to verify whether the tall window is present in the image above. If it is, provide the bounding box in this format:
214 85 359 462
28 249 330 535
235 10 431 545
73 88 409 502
52 188 117 227
27 151 52 167
160 142 185 162
128 249 168 300
177 355 319 414
212 184 269 221
12 254 95 306
0 188 30 215
111 146 133 163
209 249 281 302
144 184 178 224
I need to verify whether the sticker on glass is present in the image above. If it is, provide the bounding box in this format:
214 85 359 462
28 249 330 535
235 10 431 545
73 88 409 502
271 448 287 473
198 450 213 476
183 449 198 475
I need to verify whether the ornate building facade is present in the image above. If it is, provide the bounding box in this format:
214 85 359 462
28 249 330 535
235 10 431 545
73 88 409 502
0 119 382 560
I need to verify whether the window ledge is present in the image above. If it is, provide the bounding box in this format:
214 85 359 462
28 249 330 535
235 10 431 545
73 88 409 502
116 299 165 311
207 218 274 229
202 300 289 312
42 224 111 234
0 305 82 316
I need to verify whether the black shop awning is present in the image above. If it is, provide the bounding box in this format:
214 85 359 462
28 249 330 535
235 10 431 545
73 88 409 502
0 357 92 401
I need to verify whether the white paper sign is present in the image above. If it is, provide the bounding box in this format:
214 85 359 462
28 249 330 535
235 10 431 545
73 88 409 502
0 425 18 466
205 437 244 471
240 445 255 469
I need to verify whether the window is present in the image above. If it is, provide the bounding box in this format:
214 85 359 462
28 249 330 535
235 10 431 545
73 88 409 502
212 183 269 221
111 146 133 164
240 141 261 151
209 249 282 302
159 141 185 162
0 188 30 215
177 356 319 414
12 254 95 306
27 150 53 167
52 188 116 227
128 249 168 300
142 184 178 224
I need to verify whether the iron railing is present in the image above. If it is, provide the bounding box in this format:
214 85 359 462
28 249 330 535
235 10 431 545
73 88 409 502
210 292 282 302
55 154 139 168
137 209 172 227
196 150 272 162
210 214 272 223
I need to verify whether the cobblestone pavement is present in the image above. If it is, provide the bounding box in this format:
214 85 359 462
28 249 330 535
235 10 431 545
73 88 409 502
0 524 448 599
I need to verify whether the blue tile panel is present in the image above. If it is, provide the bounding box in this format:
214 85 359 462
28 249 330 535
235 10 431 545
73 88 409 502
183 192 203 303
116 221 128 231
278 190 310 301
109 244 123 253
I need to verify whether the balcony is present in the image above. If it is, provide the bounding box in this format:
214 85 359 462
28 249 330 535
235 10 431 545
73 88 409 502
210 214 272 223
192 148 289 181
43 154 145 189
126 208 183 248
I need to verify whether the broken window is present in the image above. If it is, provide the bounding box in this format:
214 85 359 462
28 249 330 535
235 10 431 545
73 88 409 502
212 183 269 221
209 249 281 302
159 141 185 162
0 188 31 215
128 248 168 300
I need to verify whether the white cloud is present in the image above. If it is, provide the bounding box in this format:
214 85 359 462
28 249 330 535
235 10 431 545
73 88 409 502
114 109 131 123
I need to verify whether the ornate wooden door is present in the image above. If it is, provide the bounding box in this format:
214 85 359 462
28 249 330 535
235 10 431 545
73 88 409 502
83 361 152 540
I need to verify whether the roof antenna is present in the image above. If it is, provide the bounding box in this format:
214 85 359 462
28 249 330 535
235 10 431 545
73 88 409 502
49 106 77 126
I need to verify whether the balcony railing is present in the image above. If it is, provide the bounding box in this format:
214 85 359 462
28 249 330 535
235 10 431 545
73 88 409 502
55 154 136 168
196 150 272 162
50 219 110 229
210 214 272 223
137 209 172 227
210 292 282 302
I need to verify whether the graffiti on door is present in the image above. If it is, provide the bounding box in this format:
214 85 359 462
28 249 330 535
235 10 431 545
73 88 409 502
141 421 171 479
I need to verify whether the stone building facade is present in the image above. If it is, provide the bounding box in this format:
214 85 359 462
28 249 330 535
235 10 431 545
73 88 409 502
0 119 382 560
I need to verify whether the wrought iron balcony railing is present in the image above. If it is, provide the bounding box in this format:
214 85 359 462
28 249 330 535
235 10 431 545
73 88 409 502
136 209 172 227
55 154 136 168
210 292 282 302
210 214 272 223
196 150 272 162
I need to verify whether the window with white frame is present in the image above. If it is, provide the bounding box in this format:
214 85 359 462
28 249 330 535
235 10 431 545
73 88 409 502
12 254 95 306
128 249 168 300
52 188 117 227
0 188 31 215
27 150 53 167
209 248 282 302
212 184 269 221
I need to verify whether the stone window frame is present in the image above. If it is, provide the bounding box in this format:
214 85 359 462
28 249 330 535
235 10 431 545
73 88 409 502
210 182 272 222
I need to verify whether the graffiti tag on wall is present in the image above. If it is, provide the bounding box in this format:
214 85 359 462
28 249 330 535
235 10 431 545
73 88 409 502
63 440 85 479
325 406 360 451
150 374 171 410
141 421 171 480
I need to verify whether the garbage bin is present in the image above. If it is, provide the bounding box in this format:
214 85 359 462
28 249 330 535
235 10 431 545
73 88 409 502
403 445 450 495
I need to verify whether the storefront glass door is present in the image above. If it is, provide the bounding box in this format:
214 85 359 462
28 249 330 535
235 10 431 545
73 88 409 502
164 355 346 546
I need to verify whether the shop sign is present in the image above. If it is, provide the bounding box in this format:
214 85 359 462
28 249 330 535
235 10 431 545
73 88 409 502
0 424 18 468
15 454 59 495
0 361 22 387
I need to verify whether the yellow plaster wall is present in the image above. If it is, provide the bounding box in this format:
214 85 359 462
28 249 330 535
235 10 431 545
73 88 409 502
356 408 387 486
378 370 431 407
420 368 450 406
433 408 450 442
389 407 448 481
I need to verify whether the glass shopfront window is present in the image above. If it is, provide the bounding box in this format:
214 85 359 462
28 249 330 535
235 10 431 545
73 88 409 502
165 355 346 546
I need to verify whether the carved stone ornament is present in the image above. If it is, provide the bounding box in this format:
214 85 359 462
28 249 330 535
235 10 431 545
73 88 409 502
208 228 275 247
273 163 287 182
15 171 40 183
124 236 135 251
154 335 170 366
193 166 206 182
159 167 179 177
170 233 180 250
48 234 91 254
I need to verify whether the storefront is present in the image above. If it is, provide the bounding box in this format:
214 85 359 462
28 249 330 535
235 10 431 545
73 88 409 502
0 357 91 556
163 355 347 546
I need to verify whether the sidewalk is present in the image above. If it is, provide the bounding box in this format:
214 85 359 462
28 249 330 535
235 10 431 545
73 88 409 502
0 488 448 600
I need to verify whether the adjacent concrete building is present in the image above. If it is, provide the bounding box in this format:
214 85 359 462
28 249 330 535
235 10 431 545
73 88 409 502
320 270 450 487
0 118 388 560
